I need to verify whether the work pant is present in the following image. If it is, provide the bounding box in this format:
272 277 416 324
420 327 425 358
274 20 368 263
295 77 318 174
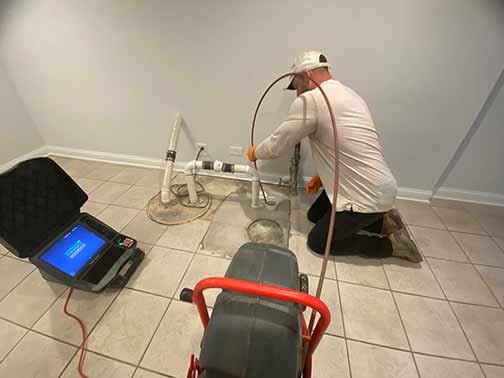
307 190 393 257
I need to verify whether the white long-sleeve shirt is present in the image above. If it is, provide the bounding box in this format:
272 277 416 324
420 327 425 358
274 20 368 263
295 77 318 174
255 79 397 213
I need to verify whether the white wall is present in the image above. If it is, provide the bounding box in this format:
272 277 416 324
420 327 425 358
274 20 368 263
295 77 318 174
0 60 44 165
443 76 504 195
1 0 503 191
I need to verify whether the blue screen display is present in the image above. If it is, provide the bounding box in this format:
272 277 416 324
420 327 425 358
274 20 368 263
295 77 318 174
40 225 106 277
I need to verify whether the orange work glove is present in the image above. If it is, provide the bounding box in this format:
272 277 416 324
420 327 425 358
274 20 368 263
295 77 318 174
247 146 257 162
306 175 322 195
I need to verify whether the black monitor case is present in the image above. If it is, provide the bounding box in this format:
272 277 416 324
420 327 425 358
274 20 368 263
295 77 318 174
0 157 144 291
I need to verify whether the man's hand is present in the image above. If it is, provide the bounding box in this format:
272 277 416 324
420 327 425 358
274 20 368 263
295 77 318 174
306 175 322 195
247 146 257 162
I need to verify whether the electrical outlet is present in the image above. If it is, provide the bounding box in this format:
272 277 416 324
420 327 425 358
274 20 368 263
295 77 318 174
195 143 207 154
229 146 243 156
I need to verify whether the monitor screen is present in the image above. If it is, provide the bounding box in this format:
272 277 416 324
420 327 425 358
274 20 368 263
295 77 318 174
40 225 106 277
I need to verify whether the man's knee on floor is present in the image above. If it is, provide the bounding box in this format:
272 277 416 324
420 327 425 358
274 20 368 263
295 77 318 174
307 208 319 224
307 228 324 255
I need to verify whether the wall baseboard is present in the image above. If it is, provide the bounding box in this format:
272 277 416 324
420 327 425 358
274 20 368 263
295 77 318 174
47 145 286 184
39 145 504 207
48 145 166 169
396 187 433 203
0 145 49 173
434 186 504 207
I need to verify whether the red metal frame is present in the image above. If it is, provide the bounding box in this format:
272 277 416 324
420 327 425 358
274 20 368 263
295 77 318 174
188 276 331 378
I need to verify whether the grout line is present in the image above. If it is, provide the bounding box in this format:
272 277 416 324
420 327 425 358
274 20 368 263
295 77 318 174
134 299 173 376
381 264 422 377
324 333 498 366
134 366 180 378
401 215 487 365
57 347 80 378
423 257 482 364
333 257 353 378
479 363 489 378
0 325 30 364
0 262 36 301
55 286 125 378
449 232 503 309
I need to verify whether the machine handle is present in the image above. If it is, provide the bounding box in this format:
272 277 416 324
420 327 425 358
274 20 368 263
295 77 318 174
190 277 331 357
109 248 145 288
180 288 194 303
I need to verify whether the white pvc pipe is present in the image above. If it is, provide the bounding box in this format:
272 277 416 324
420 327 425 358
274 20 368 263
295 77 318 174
251 178 260 208
161 113 183 205
183 160 260 207
183 161 203 204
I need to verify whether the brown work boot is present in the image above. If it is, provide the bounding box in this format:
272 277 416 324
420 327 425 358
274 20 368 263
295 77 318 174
382 208 405 236
389 228 423 263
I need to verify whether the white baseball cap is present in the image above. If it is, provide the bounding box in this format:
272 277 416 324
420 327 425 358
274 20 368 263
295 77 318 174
285 51 330 90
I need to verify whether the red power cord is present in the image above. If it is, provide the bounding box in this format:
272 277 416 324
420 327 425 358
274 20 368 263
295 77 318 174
63 288 89 378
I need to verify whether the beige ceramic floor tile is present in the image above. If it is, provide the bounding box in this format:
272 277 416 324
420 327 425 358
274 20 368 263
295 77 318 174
396 200 445 229
429 198 466 209
312 335 350 378
81 201 108 217
0 331 75 378
137 243 153 255
414 354 483 378
289 234 336 279
383 259 444 298
97 205 140 231
113 186 160 209
33 289 119 345
348 340 418 378
61 159 99 178
88 182 132 204
157 220 210 252
87 289 169 364
473 213 504 237
290 208 313 235
76 177 104 194
136 170 163 188
495 237 504 250
61 351 135 378
127 246 192 297
122 212 167 244
141 300 204 378
409 226 468 262
452 303 504 365
307 275 344 336
0 270 66 327
133 369 167 378
0 258 35 299
0 318 27 361
428 258 499 306
463 203 504 217
110 167 151 185
452 232 504 267
177 255 230 306
394 293 474 359
335 255 388 289
432 207 486 234
85 163 127 181
200 198 224 222
475 265 504 306
49 155 72 165
339 282 408 349
481 365 504 378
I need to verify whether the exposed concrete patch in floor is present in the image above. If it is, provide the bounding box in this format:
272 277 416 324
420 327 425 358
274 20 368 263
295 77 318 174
201 187 291 259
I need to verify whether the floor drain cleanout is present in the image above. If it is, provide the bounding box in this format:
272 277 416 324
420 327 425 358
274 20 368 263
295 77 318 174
247 219 285 246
